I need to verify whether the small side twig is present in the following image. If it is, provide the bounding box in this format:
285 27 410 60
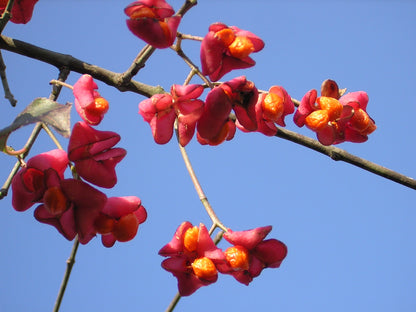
0 122 42 199
175 0 198 17
0 0 15 34
120 44 156 84
0 50 17 106
172 40 212 88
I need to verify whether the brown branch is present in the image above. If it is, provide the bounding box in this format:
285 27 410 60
0 50 17 106
0 0 201 101
274 127 416 190
0 35 165 97
176 0 198 17
0 8 412 194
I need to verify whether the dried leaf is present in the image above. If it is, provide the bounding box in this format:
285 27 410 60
0 97 71 152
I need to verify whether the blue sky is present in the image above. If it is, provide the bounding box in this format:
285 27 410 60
0 1 415 311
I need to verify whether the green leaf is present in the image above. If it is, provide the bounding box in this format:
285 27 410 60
0 97 71 152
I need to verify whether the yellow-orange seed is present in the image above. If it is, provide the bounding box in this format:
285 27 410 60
350 108 377 134
85 97 109 117
215 28 236 46
228 36 255 59
224 245 250 271
113 213 139 242
191 257 217 280
317 96 343 120
262 93 285 122
305 110 330 132
183 226 199 252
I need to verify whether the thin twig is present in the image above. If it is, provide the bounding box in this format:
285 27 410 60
49 79 73 90
274 126 416 190
41 123 64 150
172 44 213 88
291 97 300 107
0 50 17 106
53 236 80 312
183 68 196 85
165 292 181 312
175 0 198 17
0 0 15 34
0 122 42 199
177 33 203 41
177 139 227 231
120 44 155 84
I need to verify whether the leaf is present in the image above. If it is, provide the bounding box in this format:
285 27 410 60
0 97 72 152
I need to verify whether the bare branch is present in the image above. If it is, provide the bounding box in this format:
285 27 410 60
0 35 164 97
274 126 416 190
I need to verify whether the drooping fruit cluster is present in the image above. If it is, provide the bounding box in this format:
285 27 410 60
11 75 147 247
159 222 287 296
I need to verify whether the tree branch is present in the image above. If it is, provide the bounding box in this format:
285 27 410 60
0 35 164 97
274 126 416 190
0 31 413 193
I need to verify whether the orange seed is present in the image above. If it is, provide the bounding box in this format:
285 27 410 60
305 110 330 132
191 257 217 280
224 245 250 271
183 226 199 252
85 97 109 117
112 213 139 242
317 96 343 120
215 28 236 46
262 93 285 122
228 36 255 59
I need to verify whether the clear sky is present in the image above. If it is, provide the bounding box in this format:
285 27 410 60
0 1 415 311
